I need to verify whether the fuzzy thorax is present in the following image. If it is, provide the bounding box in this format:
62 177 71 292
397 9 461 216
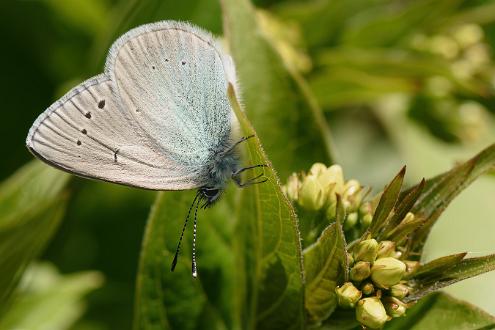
205 143 239 190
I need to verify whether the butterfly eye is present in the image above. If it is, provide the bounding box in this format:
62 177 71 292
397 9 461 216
202 188 219 198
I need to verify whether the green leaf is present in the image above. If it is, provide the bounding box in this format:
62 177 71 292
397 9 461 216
0 262 103 330
385 216 426 244
407 144 495 256
368 166 406 237
386 292 495 330
0 161 70 305
134 190 236 330
221 0 336 177
304 196 347 325
228 86 305 329
273 0 372 49
42 0 109 36
407 254 495 302
339 0 461 47
379 179 425 241
91 0 223 71
407 252 467 280
316 309 359 330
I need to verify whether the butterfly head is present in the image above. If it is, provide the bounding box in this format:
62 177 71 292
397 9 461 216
198 187 222 208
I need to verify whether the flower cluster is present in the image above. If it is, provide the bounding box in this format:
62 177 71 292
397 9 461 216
408 23 491 142
284 158 495 329
282 163 370 231
336 237 419 329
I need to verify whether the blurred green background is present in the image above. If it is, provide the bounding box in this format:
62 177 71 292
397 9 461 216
1 0 495 329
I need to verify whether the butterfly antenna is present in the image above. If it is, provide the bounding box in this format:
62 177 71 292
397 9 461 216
191 195 201 278
171 191 200 272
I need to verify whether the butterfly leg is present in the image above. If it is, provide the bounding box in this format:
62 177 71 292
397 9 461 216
224 135 255 155
233 164 268 176
232 164 268 187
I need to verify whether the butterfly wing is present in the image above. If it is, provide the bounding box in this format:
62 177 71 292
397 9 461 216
27 21 237 190
106 21 238 169
27 74 200 190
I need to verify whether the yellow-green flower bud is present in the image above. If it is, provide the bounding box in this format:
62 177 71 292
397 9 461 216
344 212 358 230
360 202 372 215
356 297 389 329
361 282 375 295
377 241 396 258
401 212 415 224
285 173 300 201
322 165 344 195
335 282 362 308
347 253 354 267
344 179 361 197
404 260 421 275
353 239 379 262
371 257 406 289
298 174 325 211
350 261 371 282
383 297 407 318
361 213 373 228
390 283 410 299
344 179 362 211
326 199 337 220
309 163 328 177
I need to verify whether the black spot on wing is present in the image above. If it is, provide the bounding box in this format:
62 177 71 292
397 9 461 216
98 100 105 109
85 112 92 119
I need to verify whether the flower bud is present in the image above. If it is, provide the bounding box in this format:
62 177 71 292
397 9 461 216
403 260 421 275
285 173 300 201
390 283 410 299
401 212 415 224
298 174 325 211
360 202 372 215
353 239 379 262
371 257 406 289
383 297 407 318
350 261 371 282
347 253 354 266
344 180 362 211
322 165 344 195
326 199 337 220
361 213 373 228
361 282 375 295
356 297 389 329
309 163 327 177
344 179 361 197
335 282 362 308
377 241 396 258
344 212 358 230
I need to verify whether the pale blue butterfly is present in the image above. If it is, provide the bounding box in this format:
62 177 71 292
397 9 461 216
26 21 266 277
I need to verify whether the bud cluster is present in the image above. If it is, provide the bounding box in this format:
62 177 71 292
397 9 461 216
282 163 369 230
408 23 491 143
335 238 418 329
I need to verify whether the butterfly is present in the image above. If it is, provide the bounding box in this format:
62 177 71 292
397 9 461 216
26 21 266 277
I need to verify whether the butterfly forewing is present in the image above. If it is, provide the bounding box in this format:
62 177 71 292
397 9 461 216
107 22 235 167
